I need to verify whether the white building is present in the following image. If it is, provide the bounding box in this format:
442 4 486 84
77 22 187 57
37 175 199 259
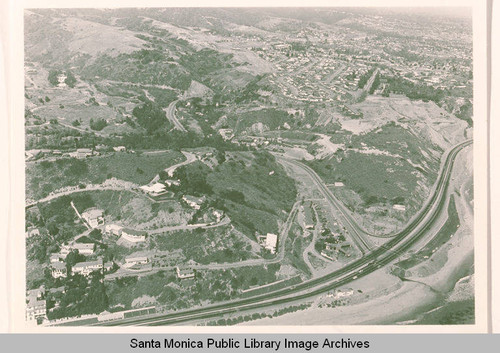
393 204 406 211
73 243 95 255
182 195 206 210
264 233 278 254
140 183 167 196
26 287 46 323
124 255 149 266
121 228 147 243
176 266 195 279
81 208 104 228
51 262 67 279
113 146 126 152
72 259 103 276
105 224 123 236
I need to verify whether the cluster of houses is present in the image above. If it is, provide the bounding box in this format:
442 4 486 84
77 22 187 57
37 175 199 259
320 241 353 261
49 239 113 278
105 224 148 243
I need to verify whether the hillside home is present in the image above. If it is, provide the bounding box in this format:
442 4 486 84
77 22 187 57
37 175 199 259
176 266 195 279
26 286 46 322
72 259 103 276
182 195 206 210
140 183 167 196
264 233 278 254
105 224 123 236
81 208 104 228
121 228 147 243
51 262 67 279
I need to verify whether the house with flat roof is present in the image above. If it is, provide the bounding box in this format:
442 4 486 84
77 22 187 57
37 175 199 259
140 182 167 197
26 286 46 322
176 266 195 279
72 259 103 276
393 204 406 212
121 228 147 243
264 233 278 254
105 224 123 236
124 255 149 266
182 195 206 210
81 208 104 228
73 242 95 255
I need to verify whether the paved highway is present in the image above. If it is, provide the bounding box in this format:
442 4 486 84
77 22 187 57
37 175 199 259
165 100 188 132
91 139 471 326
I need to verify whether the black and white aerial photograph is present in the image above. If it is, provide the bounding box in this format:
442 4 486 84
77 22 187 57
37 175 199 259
23 6 475 327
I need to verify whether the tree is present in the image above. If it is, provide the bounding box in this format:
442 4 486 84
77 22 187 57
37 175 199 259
48 70 59 86
65 250 86 270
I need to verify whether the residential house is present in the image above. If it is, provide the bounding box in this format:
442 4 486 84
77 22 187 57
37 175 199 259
303 203 314 230
72 259 103 276
121 228 147 243
264 233 278 254
25 227 40 238
51 262 67 279
113 146 126 152
26 286 46 322
73 243 95 255
105 224 123 236
140 183 167 196
176 266 195 279
124 255 149 266
81 208 104 228
393 204 406 212
182 195 206 210
50 254 62 263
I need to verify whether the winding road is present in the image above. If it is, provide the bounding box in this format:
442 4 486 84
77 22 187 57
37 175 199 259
165 100 187 132
89 139 471 326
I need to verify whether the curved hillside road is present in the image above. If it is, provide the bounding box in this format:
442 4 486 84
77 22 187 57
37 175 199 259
92 139 471 327
25 186 138 208
277 157 374 254
277 139 472 240
165 100 187 132
163 151 196 177
147 216 231 235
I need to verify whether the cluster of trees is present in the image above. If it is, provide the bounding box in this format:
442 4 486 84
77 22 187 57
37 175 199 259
132 100 169 133
173 162 213 196
46 272 109 320
382 75 446 104
48 69 77 88
89 118 108 131
357 68 376 89
369 72 381 94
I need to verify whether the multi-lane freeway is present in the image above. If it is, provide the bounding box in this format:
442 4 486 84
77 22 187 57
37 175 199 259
89 139 471 326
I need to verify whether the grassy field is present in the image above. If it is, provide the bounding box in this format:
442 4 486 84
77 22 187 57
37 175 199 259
308 151 421 205
149 225 256 265
26 150 184 200
208 151 297 237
